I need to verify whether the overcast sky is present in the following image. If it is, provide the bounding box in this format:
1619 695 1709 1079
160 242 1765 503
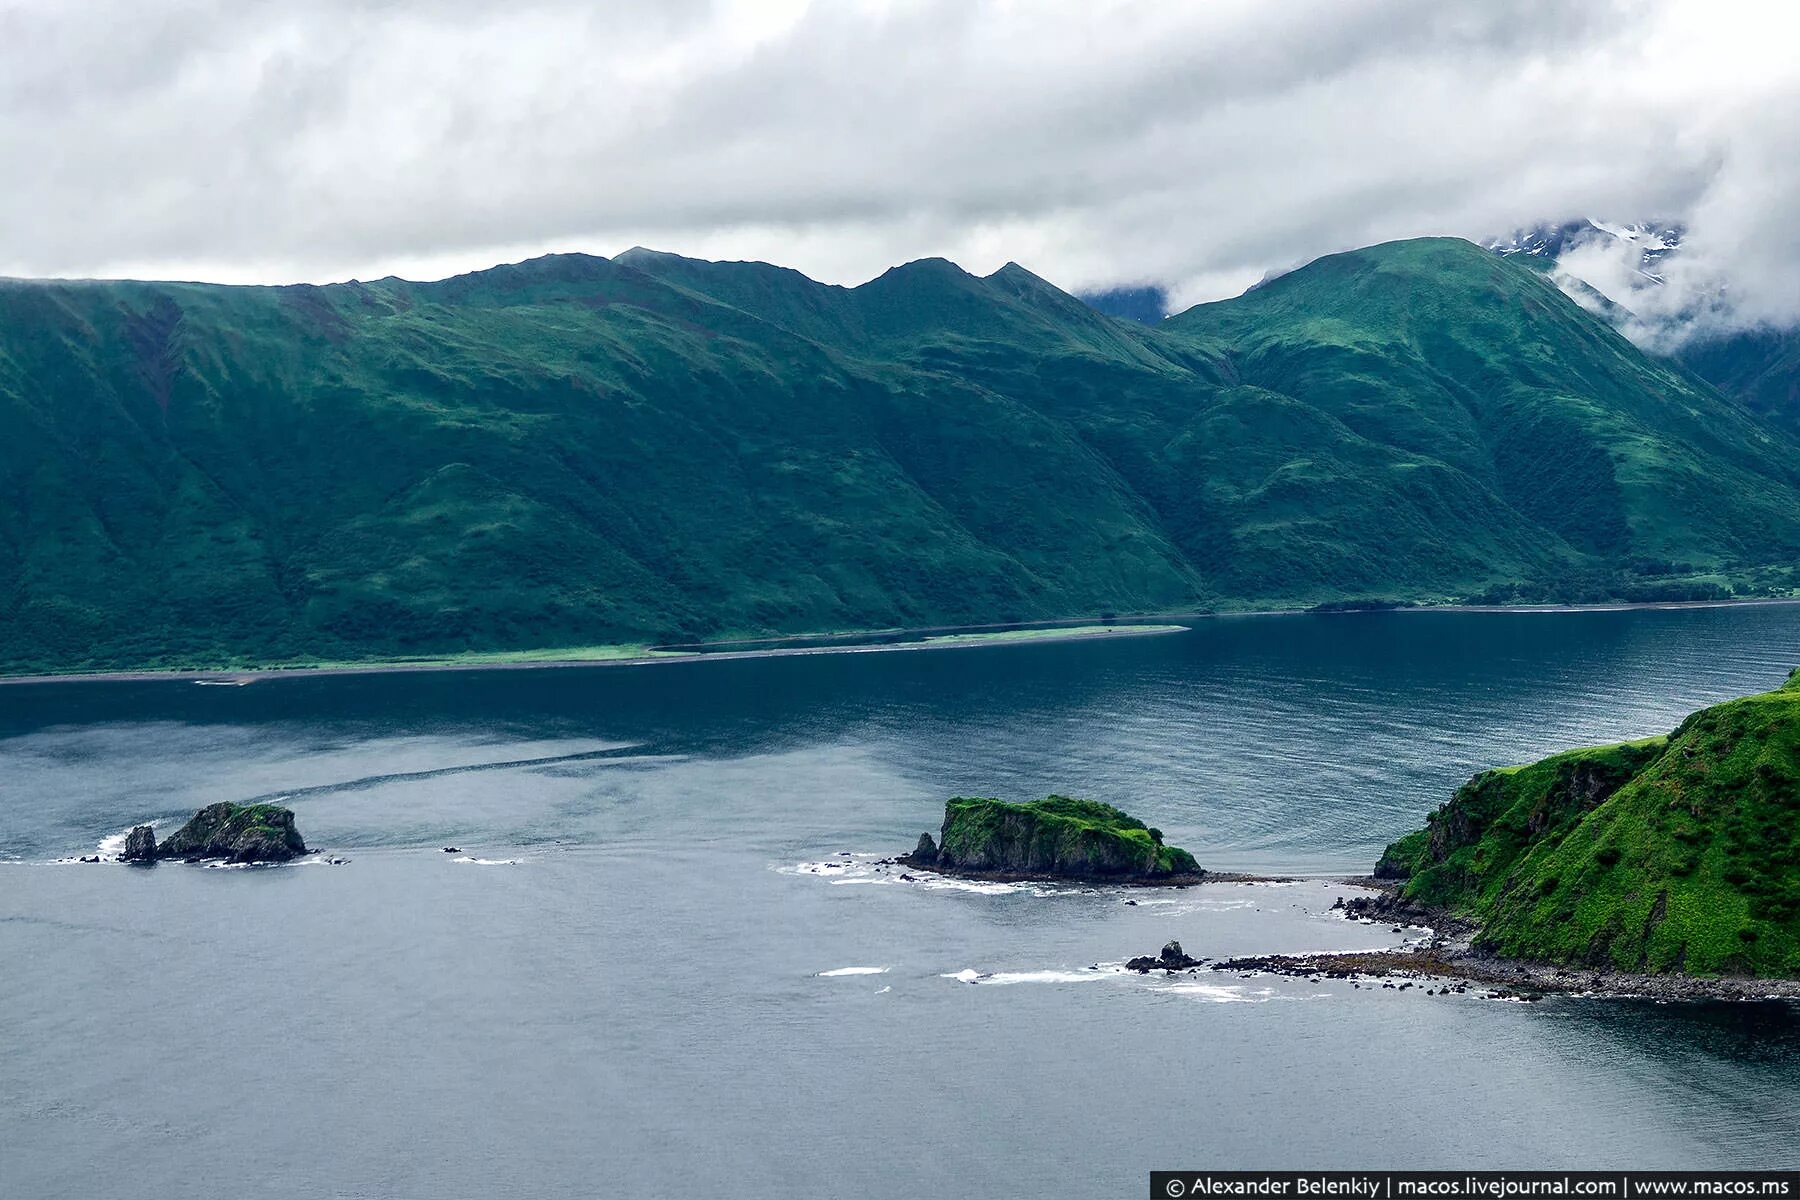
3 0 1795 334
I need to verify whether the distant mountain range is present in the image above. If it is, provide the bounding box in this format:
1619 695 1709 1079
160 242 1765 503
4 237 1800 674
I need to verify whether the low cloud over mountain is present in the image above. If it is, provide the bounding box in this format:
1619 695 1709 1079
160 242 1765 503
3 1 1795 340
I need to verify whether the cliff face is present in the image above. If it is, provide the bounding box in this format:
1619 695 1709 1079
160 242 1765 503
909 795 1202 881
1376 671 1800 977
155 802 309 863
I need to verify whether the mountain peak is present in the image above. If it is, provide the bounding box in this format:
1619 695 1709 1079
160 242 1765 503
987 261 1037 281
864 257 975 286
614 246 681 266
442 251 615 288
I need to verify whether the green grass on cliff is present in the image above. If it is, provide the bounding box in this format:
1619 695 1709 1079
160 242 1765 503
1377 672 1800 977
230 803 292 835
158 801 296 852
940 795 1200 876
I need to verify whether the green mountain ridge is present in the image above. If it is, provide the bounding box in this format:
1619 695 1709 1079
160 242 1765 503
1375 671 1800 977
3 236 1798 674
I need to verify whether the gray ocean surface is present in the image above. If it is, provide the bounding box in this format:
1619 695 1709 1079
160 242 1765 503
4 607 1800 1199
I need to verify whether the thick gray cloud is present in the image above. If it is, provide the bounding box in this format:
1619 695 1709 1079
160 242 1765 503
2 0 1794 336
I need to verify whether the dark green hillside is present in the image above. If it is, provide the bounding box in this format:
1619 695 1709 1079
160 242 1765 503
1166 239 1800 575
1679 327 1800 430
2 237 1799 674
1376 672 1800 977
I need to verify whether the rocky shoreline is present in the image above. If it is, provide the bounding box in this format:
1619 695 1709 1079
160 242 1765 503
895 858 1216 887
1197 884 1800 1002
903 860 1298 887
1212 944 1800 1001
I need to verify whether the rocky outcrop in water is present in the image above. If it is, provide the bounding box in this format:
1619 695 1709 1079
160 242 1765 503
1127 940 1203 972
155 802 308 863
900 795 1203 883
120 825 158 863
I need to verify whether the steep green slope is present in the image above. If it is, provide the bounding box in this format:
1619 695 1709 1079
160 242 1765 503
1 237 1798 674
1375 672 1800 977
1166 239 1800 581
1678 327 1800 431
0 257 1205 671
635 240 1800 604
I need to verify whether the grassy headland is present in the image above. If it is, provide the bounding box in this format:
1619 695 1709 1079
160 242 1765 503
1375 671 1800 977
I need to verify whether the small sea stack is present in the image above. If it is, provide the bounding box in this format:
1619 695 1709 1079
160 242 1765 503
901 795 1204 884
1127 940 1203 973
120 825 159 863
152 802 309 864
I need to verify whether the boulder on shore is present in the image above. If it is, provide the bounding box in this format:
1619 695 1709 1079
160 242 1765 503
155 802 308 863
900 795 1203 883
120 825 158 863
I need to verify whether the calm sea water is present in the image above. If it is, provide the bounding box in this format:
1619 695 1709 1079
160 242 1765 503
4 607 1800 1199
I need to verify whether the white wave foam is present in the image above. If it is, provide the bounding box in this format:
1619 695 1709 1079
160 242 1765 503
979 969 1108 986
779 854 1105 898
914 876 1031 895
776 853 886 880
939 967 1107 986
1161 981 1276 1003
781 860 857 876
450 856 520 866
818 966 889 977
875 985 891 995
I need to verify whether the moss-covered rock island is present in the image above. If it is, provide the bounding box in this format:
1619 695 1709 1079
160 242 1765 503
1372 671 1800 979
902 795 1203 883
121 802 309 864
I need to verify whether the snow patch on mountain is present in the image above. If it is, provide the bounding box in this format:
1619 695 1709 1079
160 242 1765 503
1484 218 1726 351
